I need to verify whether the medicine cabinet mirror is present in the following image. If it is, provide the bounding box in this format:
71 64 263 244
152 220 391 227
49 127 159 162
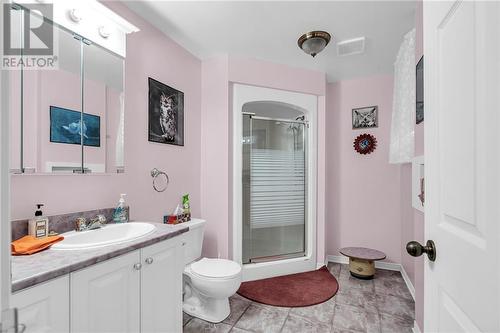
9 4 125 174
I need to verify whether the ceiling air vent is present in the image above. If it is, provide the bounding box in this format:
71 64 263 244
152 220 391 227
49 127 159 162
337 37 365 56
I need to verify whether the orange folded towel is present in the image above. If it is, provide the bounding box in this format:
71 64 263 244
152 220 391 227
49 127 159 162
11 235 64 255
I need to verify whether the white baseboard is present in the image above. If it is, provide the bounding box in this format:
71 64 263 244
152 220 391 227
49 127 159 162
327 255 349 265
400 264 416 300
327 254 415 300
327 255 400 271
412 320 421 333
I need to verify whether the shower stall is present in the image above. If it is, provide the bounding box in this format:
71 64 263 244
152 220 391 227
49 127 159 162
242 112 307 264
233 84 318 281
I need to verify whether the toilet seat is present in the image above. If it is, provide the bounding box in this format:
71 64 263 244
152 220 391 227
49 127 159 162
189 258 241 279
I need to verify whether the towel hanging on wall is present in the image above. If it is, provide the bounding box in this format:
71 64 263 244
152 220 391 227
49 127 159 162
389 29 416 164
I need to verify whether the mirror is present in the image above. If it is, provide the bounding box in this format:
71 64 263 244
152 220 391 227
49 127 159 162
8 5 22 173
9 6 125 174
24 20 83 173
83 42 124 173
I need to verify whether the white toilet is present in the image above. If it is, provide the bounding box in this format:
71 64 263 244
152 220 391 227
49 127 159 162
180 219 242 323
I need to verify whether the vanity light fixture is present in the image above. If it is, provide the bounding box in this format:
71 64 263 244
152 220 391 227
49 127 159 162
298 31 331 57
69 8 83 23
98 25 111 39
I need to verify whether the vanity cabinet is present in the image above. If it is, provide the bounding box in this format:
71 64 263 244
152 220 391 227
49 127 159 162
141 239 183 333
11 275 70 333
71 238 183 333
71 251 141 333
13 237 183 333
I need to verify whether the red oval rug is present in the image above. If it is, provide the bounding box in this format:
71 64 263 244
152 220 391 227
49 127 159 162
237 266 339 307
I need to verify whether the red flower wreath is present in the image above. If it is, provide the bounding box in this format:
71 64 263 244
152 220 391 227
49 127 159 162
353 133 377 155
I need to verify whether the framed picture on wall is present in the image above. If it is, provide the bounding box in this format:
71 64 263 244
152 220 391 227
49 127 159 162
148 77 184 146
50 106 101 147
352 106 378 129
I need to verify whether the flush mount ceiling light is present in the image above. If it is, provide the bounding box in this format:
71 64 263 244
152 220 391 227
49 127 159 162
298 31 331 57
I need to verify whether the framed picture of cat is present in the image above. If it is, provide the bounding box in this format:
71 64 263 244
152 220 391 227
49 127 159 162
148 77 184 146
352 106 378 129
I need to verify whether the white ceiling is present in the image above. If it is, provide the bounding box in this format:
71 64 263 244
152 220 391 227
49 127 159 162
124 1 416 83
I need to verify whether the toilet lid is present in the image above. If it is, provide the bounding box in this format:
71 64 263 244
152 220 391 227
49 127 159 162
190 258 241 278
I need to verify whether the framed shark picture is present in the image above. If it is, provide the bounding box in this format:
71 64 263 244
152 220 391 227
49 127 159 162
352 106 378 129
148 77 184 146
50 106 101 147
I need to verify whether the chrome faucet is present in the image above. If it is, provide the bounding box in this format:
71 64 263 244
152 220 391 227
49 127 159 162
75 215 107 231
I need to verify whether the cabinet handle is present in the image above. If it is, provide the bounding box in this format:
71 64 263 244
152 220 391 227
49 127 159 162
133 263 142 270
145 257 154 265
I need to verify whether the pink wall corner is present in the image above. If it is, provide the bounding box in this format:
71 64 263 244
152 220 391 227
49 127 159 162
200 55 230 258
325 75 402 264
325 82 341 261
316 95 327 265
11 2 202 225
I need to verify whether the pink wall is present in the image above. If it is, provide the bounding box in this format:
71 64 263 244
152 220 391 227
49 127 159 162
200 56 229 258
10 2 202 223
325 75 403 263
325 6 424 326
228 57 326 96
200 56 327 262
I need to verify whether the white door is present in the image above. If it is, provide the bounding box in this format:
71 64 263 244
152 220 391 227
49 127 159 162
71 251 141 333
424 1 500 332
141 239 183 333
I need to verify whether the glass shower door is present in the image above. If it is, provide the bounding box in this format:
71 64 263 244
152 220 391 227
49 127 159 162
242 115 306 264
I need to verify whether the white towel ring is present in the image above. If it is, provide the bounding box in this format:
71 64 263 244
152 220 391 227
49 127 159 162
151 168 169 192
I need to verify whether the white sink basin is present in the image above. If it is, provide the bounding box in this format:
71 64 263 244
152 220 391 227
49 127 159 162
51 222 156 250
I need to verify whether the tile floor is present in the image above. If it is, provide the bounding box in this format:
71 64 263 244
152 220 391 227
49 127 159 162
183 262 415 333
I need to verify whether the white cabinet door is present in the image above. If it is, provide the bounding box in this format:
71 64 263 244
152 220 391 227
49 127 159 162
12 276 70 333
71 251 141 333
424 1 500 332
141 239 183 333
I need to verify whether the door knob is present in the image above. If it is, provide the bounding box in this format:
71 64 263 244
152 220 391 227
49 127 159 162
145 257 154 264
133 263 142 270
406 240 436 262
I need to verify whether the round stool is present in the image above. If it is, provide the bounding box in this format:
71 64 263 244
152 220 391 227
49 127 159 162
339 247 386 280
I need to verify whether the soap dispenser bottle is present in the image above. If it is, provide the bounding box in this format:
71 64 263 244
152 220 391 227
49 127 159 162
113 194 128 223
28 204 49 238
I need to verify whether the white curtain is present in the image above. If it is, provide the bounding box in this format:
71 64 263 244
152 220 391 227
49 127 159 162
389 29 416 164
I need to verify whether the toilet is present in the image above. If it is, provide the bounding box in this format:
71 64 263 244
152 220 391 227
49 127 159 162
180 219 242 323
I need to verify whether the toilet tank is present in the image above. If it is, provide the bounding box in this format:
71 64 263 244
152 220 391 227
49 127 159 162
180 218 206 265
